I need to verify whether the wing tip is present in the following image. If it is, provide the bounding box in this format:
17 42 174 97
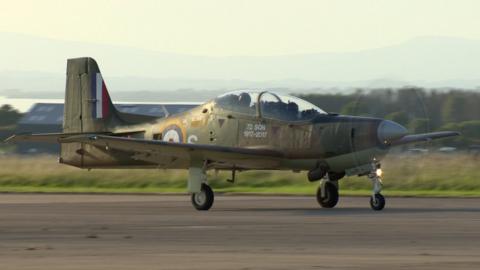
3 134 29 143
391 130 460 146
3 135 16 143
438 131 461 138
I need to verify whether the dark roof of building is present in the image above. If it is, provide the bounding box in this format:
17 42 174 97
18 103 199 125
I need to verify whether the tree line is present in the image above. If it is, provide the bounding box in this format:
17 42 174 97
0 104 23 129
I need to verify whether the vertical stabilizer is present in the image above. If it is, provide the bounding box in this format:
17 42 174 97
61 57 120 167
63 57 118 133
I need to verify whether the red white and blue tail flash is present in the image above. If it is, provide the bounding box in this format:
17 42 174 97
91 73 110 119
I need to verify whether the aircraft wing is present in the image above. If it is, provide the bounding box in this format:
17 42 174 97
6 133 283 169
391 131 460 146
62 134 280 155
61 134 284 169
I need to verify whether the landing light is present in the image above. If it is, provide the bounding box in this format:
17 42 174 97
376 168 383 177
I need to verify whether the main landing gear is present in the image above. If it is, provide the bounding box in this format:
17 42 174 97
316 163 386 211
188 166 215 211
317 180 339 208
316 172 343 209
191 183 214 211
189 167 236 211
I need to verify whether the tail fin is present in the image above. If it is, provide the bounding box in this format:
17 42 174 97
61 57 123 167
12 58 157 168
63 57 119 133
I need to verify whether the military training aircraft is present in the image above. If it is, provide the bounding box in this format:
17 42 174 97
6 57 460 211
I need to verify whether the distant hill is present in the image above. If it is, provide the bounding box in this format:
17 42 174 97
1 33 480 97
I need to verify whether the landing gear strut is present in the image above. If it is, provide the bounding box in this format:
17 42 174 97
188 164 214 211
368 163 385 211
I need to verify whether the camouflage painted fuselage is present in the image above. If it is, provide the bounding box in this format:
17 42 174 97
71 100 388 176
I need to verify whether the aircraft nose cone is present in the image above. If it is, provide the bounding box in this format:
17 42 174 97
377 120 408 144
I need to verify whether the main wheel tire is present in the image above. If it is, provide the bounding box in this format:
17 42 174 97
370 193 385 211
317 181 339 208
191 183 214 211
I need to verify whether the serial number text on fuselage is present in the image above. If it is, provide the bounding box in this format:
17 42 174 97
243 123 268 138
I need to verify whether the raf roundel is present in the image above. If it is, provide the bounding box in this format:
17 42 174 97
162 125 184 143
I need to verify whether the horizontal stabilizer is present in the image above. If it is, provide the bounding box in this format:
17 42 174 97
4 133 97 144
4 131 145 144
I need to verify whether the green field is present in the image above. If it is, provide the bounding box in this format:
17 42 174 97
0 154 479 196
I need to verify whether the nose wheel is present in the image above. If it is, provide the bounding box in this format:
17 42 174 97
370 193 385 210
368 163 385 211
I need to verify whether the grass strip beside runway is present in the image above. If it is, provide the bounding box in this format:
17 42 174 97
0 154 479 196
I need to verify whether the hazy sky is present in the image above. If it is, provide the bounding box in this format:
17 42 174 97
1 0 480 56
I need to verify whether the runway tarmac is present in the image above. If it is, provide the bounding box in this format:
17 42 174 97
1 194 479 270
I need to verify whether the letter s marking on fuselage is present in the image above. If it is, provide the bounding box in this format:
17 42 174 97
187 135 198 144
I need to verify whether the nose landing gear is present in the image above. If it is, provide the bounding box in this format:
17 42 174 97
368 163 385 211
370 193 385 211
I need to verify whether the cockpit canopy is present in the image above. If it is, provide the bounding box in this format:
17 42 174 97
214 90 326 121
